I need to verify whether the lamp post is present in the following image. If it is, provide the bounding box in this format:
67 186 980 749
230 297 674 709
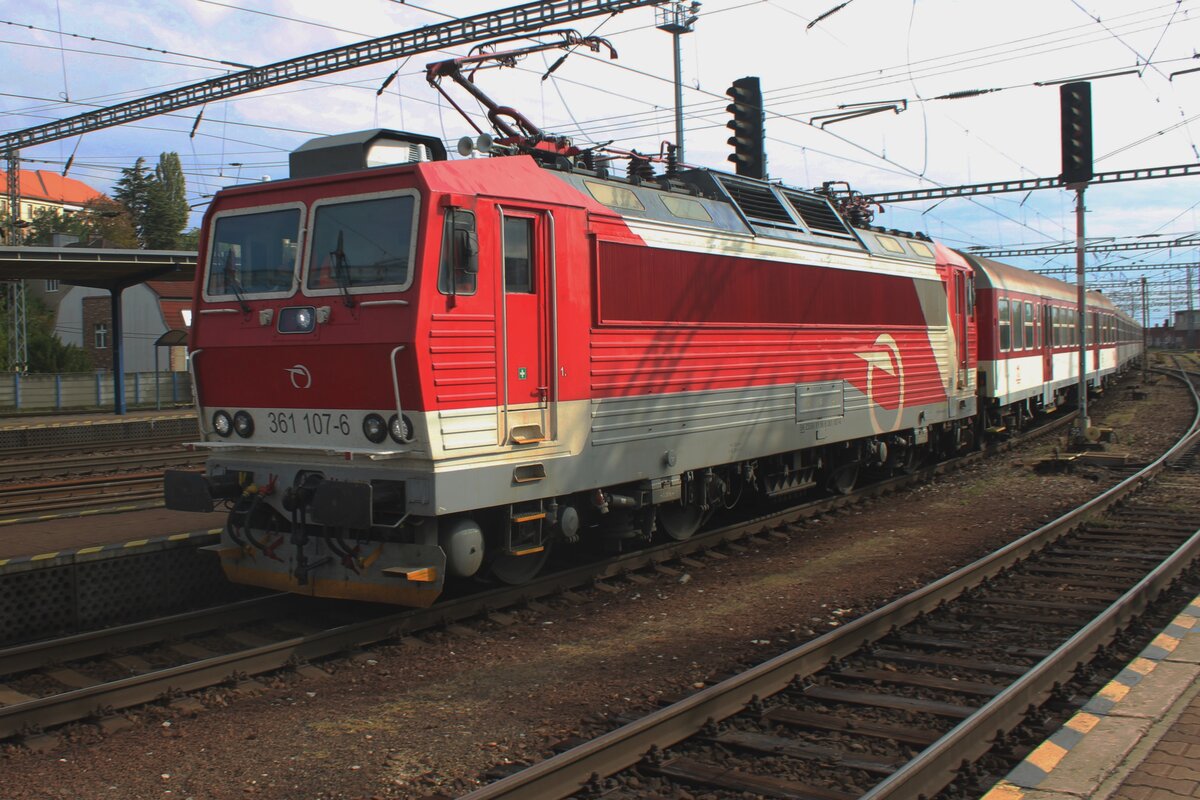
656 2 700 165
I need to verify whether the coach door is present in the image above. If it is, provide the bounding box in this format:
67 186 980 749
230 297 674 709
1042 304 1053 382
951 268 970 392
498 207 555 445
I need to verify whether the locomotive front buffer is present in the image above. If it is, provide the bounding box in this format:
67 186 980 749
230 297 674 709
165 468 478 607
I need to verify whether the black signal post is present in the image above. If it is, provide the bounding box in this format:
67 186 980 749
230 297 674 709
726 76 765 179
1060 80 1094 440
1060 81 1094 186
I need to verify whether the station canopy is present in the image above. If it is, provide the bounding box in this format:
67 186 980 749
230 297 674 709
0 245 196 289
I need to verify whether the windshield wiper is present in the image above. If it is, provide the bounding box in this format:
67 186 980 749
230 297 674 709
330 230 356 308
222 249 251 313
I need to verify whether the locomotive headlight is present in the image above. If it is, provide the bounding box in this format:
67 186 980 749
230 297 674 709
362 413 387 444
213 410 233 438
233 411 255 438
277 306 316 334
388 413 414 443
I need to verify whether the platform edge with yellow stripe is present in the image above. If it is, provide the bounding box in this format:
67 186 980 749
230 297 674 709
0 526 254 647
981 595 1200 800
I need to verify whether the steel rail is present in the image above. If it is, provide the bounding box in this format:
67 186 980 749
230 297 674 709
0 595 292 677
456 370 1200 800
862 365 1200 799
0 450 198 482
0 406 1078 741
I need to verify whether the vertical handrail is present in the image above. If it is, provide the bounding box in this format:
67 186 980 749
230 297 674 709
187 349 207 435
498 207 510 445
389 345 407 431
547 210 558 441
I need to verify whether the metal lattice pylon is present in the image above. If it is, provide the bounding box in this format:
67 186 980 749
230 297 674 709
4 148 26 372
5 279 27 373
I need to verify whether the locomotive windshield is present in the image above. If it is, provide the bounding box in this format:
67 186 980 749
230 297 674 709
307 194 416 290
206 208 301 297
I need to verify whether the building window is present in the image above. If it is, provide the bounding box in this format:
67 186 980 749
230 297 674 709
94 322 109 349
45 279 59 292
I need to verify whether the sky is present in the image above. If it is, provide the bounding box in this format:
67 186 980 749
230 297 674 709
2 0 1199 324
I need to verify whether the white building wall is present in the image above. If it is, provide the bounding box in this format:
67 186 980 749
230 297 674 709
54 284 169 373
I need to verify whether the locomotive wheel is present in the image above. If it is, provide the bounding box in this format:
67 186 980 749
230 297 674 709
827 462 859 495
657 501 706 541
892 446 919 475
488 545 551 585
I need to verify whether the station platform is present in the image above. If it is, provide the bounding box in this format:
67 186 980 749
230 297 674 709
982 594 1200 800
0 407 198 449
0 407 195 432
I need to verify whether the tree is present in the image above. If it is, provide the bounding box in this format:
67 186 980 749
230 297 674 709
113 156 151 243
144 153 189 249
0 294 92 373
113 152 189 249
178 227 201 251
24 197 138 248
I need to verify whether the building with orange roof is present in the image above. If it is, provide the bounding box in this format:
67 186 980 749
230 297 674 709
0 169 104 226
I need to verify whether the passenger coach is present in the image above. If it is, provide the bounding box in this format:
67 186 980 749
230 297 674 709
968 255 1141 432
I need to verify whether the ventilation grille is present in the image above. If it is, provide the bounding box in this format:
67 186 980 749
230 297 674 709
783 190 855 239
717 177 799 229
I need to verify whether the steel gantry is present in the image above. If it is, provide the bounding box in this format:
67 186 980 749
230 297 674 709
0 0 665 153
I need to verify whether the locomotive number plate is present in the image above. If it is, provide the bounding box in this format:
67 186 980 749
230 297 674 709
267 410 352 437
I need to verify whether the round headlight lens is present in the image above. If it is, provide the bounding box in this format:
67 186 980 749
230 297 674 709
388 414 413 443
213 410 233 438
233 411 255 438
362 413 387 444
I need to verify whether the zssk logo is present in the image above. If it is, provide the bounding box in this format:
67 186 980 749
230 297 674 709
855 334 905 433
286 364 312 389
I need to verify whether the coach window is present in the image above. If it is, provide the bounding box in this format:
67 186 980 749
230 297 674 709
503 216 534 293
1012 301 1025 350
1024 301 1035 349
998 299 1011 351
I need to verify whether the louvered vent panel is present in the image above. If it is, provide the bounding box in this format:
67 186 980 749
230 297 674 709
718 178 797 228
783 191 855 238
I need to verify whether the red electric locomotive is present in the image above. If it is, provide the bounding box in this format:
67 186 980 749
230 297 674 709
164 124 987 605
165 43 1140 606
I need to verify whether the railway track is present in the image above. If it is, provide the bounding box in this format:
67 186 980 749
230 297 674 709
0 375 1169 753
0 444 200 483
0 471 181 519
453 366 1200 800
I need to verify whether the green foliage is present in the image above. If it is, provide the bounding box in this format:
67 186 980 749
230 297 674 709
144 153 189 250
21 197 139 249
178 227 201 251
115 153 189 249
113 157 151 243
0 292 92 374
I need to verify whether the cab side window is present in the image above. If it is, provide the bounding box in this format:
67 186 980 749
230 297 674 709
438 209 478 296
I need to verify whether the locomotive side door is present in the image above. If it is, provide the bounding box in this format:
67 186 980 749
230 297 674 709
498 207 555 444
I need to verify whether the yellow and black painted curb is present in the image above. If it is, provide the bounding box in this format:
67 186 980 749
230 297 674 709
0 527 222 572
982 596 1200 799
